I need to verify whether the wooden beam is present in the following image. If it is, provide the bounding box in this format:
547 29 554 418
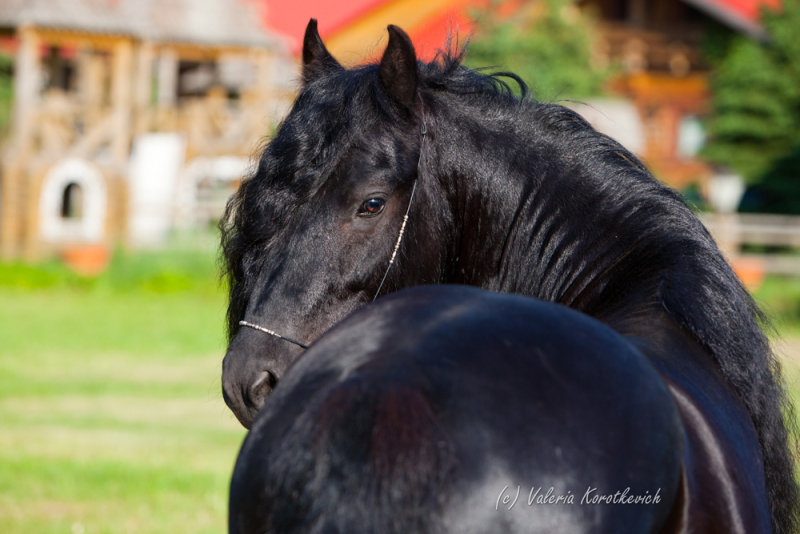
34 28 126 51
0 161 22 258
254 50 273 99
155 42 252 62
134 40 155 134
22 167 43 261
2 26 40 258
111 38 134 165
156 48 178 107
629 0 648 27
12 26 40 154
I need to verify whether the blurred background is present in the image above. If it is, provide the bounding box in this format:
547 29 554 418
0 0 798 532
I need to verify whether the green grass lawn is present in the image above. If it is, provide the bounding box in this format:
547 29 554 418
0 250 799 533
752 278 800 434
784 355 800 418
754 276 800 338
0 248 246 534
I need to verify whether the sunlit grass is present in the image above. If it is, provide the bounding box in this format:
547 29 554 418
0 348 245 534
0 248 245 534
754 276 800 337
0 290 227 358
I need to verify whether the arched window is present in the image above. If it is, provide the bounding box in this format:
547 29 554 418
40 158 107 243
61 182 83 219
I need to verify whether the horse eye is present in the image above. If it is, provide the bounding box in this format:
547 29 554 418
358 198 385 217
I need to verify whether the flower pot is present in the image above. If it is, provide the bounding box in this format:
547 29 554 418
731 257 765 291
61 243 111 276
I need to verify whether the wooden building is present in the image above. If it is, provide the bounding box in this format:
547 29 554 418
582 0 780 186
0 0 292 262
0 0 780 264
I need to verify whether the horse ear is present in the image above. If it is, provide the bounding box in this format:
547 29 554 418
302 19 341 84
379 25 418 111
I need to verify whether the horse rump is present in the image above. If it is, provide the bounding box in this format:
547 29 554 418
229 286 685 534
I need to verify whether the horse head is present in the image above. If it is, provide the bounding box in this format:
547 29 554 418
221 21 445 427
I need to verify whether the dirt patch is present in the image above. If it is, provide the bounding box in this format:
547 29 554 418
774 337 800 364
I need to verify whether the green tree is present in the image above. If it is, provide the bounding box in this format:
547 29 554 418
702 38 796 181
465 0 609 101
702 0 800 212
0 53 12 136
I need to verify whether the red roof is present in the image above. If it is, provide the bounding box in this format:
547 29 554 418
711 0 781 21
682 0 781 36
263 0 388 53
261 0 482 58
262 0 783 57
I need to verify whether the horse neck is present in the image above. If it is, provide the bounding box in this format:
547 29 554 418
430 103 714 331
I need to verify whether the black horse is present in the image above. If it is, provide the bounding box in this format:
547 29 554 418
221 20 798 533
229 286 686 534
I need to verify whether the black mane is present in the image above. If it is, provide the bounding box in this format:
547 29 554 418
222 45 798 533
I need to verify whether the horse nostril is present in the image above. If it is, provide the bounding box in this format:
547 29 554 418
247 370 278 410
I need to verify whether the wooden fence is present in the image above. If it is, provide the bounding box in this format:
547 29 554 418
701 213 800 277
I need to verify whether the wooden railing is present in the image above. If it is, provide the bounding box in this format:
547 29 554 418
596 22 705 75
27 86 291 165
701 213 800 276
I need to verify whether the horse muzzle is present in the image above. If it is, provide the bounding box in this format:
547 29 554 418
222 327 303 428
